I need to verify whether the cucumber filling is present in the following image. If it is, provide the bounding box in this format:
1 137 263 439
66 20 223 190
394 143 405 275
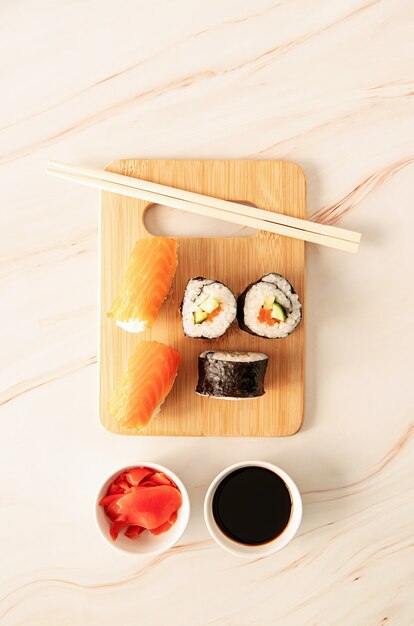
193 310 208 324
260 295 286 322
193 295 221 323
199 295 220 313
271 302 286 321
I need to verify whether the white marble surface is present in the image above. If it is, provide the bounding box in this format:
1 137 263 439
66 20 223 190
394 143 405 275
1 0 413 624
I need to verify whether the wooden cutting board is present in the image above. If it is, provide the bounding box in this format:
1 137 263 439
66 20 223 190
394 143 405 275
99 160 306 436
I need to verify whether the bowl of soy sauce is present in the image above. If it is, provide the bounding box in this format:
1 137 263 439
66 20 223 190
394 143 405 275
204 461 302 558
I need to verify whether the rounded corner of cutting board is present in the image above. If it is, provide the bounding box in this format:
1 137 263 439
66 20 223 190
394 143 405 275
99 159 306 437
284 412 304 437
283 160 306 178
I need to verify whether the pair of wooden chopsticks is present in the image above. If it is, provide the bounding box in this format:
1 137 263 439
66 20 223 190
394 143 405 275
46 161 361 253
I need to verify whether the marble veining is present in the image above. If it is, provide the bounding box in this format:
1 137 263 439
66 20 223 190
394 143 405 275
1 0 413 624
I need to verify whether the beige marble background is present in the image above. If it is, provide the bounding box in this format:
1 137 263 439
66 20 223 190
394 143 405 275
1 0 413 624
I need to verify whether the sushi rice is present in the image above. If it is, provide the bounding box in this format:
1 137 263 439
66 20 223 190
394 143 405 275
107 340 181 430
108 237 178 334
116 318 148 333
239 273 302 339
181 278 236 339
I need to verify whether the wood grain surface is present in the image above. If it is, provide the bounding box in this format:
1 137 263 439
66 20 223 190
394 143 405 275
99 160 306 436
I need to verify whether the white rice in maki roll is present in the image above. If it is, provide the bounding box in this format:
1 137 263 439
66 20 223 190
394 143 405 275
181 278 236 339
196 351 268 399
237 273 302 339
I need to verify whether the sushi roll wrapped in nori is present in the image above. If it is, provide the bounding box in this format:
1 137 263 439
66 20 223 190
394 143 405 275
181 278 236 339
238 273 302 339
196 351 268 399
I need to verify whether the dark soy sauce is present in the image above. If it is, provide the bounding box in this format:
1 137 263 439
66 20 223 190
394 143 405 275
212 466 292 545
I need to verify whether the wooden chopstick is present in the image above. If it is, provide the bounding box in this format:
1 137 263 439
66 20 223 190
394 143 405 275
46 161 360 253
49 160 360 244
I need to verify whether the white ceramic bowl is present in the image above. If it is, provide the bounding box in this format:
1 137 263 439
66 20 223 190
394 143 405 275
95 463 190 555
204 461 302 558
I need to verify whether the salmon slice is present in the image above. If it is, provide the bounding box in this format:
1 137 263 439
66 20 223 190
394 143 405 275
108 237 178 331
107 486 182 529
107 341 181 430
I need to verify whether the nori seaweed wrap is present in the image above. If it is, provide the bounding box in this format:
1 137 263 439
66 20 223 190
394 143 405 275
181 277 236 339
196 351 268 399
237 273 302 338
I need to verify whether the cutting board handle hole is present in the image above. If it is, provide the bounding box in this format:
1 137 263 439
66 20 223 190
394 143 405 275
144 202 258 238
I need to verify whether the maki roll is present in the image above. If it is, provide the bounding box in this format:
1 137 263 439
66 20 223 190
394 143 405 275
181 278 236 339
196 351 268 399
238 273 302 339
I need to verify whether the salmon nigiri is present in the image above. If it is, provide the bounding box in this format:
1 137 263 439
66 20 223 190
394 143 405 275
107 341 180 430
108 237 178 333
